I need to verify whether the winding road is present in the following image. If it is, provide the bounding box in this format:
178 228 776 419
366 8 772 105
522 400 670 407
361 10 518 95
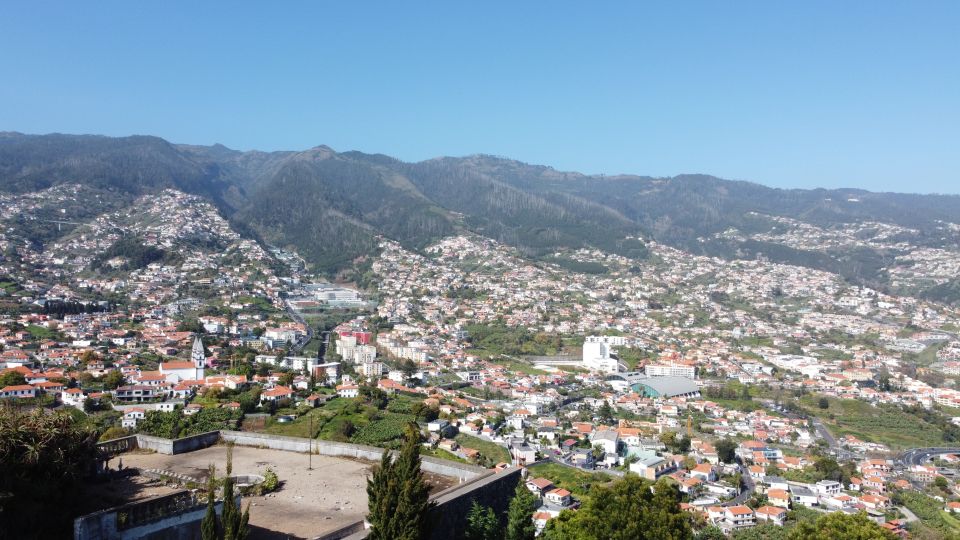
899 447 960 467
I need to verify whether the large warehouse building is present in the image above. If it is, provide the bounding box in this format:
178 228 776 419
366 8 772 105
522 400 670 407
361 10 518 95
604 373 700 399
632 376 700 398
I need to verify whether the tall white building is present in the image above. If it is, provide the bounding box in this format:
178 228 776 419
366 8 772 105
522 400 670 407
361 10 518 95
582 336 621 374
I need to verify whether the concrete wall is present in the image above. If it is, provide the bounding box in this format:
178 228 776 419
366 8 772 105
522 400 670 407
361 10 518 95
126 432 220 455
170 431 221 454
342 467 523 540
220 431 487 481
134 434 175 454
427 467 522 540
75 491 235 540
98 435 138 456
97 432 220 456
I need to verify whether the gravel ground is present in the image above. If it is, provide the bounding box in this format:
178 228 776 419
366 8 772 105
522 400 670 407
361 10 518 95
121 445 373 539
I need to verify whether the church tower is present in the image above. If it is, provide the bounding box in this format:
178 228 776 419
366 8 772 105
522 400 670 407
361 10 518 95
191 335 206 381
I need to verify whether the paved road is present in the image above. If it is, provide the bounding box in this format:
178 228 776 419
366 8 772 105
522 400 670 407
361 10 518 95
811 418 837 447
722 461 756 507
899 505 919 523
284 299 313 353
542 456 625 478
899 447 960 467
811 418 854 461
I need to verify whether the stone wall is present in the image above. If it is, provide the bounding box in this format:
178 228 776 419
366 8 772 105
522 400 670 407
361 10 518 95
220 431 488 481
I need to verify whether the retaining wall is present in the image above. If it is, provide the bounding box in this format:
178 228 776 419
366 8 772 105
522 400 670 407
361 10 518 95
170 431 221 454
74 490 236 540
342 467 523 540
219 431 487 481
97 432 221 457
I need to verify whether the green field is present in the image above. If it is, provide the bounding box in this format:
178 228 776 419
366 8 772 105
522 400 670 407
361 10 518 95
525 462 615 499
26 324 60 340
423 447 468 463
263 397 417 449
454 433 511 464
899 491 960 537
262 407 328 438
804 396 944 450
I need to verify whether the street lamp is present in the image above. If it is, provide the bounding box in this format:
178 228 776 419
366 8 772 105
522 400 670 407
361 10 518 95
308 414 314 470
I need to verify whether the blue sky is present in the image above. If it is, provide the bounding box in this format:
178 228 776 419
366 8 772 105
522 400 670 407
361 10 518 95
1 1 958 194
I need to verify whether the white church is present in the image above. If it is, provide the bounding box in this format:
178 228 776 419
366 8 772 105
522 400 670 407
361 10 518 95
159 335 207 383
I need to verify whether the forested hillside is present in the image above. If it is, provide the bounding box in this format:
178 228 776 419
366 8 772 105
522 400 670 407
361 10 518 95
2 131 959 299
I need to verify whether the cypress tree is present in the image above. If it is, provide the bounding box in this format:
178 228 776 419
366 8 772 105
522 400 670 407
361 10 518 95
505 480 537 540
367 424 433 540
201 465 219 540
366 449 398 538
221 443 248 540
465 500 500 540
236 504 250 540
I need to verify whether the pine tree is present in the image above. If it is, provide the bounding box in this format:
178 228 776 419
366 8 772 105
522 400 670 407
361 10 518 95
505 480 537 540
465 501 500 540
366 449 398 538
201 465 219 540
367 424 434 540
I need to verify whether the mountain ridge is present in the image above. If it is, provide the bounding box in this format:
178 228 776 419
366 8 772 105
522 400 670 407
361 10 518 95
2 131 959 299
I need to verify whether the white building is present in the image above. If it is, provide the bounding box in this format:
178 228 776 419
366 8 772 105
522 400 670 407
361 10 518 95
359 361 385 378
645 363 696 379
61 387 86 408
159 337 206 382
337 384 359 398
583 336 621 374
312 362 341 384
122 408 146 429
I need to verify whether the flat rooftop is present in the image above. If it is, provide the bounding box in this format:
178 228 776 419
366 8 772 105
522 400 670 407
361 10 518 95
119 444 455 539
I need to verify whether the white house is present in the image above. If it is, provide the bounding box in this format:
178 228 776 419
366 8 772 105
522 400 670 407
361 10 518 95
591 429 619 455
122 408 146 428
61 387 86 407
336 384 359 398
724 506 755 530
261 385 294 404
544 488 572 507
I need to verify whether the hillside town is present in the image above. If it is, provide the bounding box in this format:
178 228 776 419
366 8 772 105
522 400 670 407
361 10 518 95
4 185 960 539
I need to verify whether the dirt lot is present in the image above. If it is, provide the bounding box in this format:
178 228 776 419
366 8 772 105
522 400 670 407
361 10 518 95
120 444 458 539
121 445 372 539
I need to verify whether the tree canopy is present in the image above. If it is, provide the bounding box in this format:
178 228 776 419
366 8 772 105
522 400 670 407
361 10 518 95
0 407 99 538
543 476 690 540
786 511 896 540
366 424 434 540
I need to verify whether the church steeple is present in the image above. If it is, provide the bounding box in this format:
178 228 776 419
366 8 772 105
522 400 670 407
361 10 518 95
192 335 206 367
191 335 206 381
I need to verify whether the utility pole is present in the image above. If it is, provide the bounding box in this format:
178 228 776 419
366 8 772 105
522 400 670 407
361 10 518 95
308 415 314 470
